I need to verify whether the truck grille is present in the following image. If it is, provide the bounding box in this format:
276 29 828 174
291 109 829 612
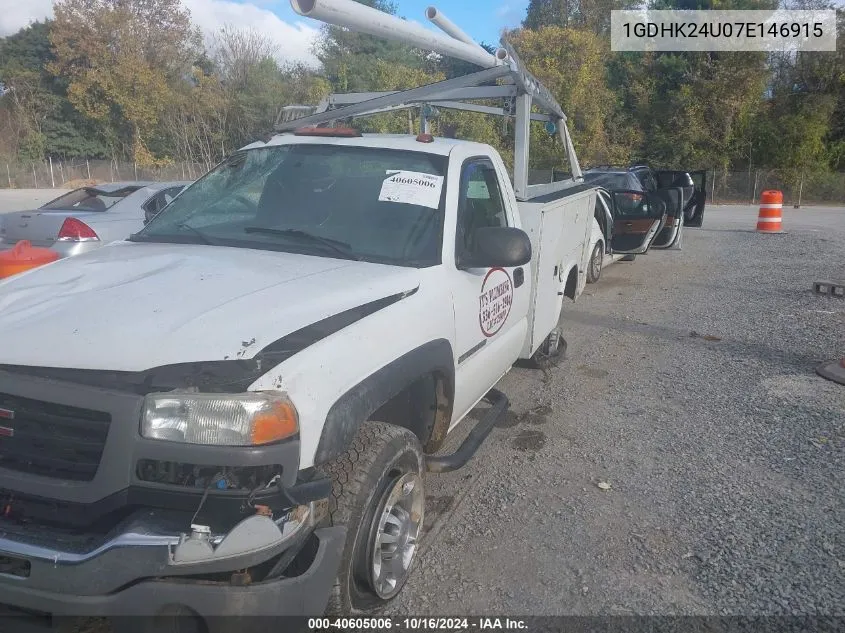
0 392 111 481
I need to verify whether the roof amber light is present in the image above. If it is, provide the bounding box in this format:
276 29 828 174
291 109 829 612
294 126 362 137
416 133 435 143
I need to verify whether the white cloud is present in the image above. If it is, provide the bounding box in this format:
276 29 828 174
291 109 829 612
183 0 321 67
0 0 320 68
0 0 54 36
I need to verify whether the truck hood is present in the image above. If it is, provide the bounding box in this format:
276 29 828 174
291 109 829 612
0 242 420 371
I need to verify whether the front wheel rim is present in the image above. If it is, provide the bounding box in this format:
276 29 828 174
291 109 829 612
369 472 424 599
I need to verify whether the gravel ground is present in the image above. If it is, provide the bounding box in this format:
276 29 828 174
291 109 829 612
3 201 843 629
387 204 845 616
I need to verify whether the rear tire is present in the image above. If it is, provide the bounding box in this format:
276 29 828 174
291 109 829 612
318 421 425 614
586 242 603 284
539 328 566 358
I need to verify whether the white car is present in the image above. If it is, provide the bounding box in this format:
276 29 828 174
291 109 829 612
0 181 190 258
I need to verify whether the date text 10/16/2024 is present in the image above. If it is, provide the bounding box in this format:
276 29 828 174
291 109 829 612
308 618 529 630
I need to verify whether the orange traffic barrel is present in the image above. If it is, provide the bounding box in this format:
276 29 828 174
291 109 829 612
756 190 784 233
0 240 60 279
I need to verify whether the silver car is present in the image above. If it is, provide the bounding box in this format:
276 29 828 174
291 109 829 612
0 181 190 258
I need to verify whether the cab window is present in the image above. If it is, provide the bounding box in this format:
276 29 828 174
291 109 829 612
455 160 507 258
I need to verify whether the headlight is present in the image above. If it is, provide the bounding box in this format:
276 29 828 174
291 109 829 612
141 392 298 446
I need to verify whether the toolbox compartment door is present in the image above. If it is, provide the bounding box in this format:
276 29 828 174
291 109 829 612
517 188 594 359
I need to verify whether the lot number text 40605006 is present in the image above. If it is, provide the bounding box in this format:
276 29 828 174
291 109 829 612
308 618 528 630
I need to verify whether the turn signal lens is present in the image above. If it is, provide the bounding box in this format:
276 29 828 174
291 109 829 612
251 400 299 445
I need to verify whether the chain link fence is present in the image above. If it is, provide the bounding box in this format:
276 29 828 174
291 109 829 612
1 160 844 206
708 169 844 206
528 168 845 205
0 158 212 189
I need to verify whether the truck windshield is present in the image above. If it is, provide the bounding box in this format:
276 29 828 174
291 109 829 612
133 144 448 267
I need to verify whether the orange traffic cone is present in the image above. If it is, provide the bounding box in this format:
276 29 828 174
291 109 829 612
756 190 784 233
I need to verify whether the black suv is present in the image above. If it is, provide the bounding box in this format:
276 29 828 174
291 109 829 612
583 165 706 227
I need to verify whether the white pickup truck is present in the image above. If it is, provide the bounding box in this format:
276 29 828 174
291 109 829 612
0 1 687 627
0 126 602 619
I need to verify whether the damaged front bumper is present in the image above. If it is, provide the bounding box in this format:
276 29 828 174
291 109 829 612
0 502 345 617
0 366 344 619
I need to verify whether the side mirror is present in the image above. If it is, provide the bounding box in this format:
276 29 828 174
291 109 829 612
460 226 532 269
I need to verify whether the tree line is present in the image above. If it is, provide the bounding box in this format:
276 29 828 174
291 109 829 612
0 0 843 191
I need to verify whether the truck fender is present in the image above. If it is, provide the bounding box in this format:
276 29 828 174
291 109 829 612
314 338 455 465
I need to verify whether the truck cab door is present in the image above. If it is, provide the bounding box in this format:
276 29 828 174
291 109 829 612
607 190 666 255
649 187 685 249
449 158 531 423
655 170 706 227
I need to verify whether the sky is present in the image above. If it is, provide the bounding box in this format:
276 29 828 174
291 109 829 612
0 0 530 67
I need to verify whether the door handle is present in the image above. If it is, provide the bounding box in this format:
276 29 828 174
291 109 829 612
513 267 524 288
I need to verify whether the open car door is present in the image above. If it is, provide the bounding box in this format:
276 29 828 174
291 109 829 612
594 189 614 255
605 189 667 255
655 170 707 227
684 170 706 226
649 187 685 250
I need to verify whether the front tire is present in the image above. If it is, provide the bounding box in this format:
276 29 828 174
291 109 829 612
586 242 603 283
318 421 425 614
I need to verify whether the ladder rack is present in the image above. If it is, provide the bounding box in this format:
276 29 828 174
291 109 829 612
277 0 584 202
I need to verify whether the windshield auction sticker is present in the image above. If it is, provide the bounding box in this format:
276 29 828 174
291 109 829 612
479 267 513 338
379 171 445 209
611 10 836 52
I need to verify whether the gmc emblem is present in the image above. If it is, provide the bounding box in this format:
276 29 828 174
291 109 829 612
0 408 13 420
0 426 13 438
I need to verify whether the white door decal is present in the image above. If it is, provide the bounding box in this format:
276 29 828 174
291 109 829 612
479 267 513 337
